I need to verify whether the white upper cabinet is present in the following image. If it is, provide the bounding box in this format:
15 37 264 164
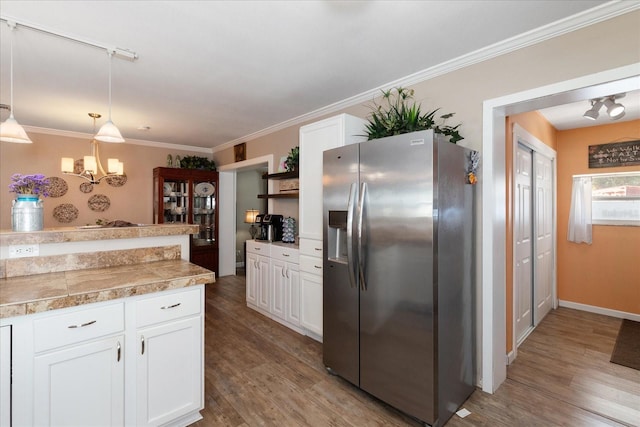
299 114 367 240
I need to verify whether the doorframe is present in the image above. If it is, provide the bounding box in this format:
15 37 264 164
218 155 274 277
510 123 557 363
481 63 639 393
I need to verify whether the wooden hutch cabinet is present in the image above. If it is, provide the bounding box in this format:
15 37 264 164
153 167 218 274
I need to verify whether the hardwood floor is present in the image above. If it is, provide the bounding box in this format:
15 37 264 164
195 275 639 426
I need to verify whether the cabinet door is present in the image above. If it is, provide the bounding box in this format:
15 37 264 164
137 316 202 427
33 335 124 426
270 259 287 321
246 251 259 306
0 326 10 427
286 263 301 326
299 114 366 240
300 272 323 338
257 255 271 312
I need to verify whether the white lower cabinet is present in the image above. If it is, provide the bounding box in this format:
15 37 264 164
246 241 302 333
6 286 204 427
0 326 11 427
299 238 324 341
34 334 125 426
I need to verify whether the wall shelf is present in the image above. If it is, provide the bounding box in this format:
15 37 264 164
258 170 299 199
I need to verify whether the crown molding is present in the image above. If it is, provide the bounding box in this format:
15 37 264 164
23 125 214 154
213 0 640 154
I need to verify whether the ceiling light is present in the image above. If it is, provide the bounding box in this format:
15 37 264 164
583 95 626 121
603 97 625 120
583 99 602 121
95 51 125 143
61 113 124 184
0 22 32 144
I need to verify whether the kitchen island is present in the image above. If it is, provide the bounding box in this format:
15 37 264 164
0 224 214 427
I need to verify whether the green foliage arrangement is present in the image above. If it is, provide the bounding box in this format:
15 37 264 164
364 87 464 144
285 146 299 172
180 156 216 171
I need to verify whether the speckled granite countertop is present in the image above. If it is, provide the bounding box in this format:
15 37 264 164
0 224 200 245
0 259 214 319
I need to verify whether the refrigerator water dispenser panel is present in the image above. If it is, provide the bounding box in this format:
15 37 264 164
328 210 348 263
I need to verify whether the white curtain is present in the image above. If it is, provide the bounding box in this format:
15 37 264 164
567 176 592 244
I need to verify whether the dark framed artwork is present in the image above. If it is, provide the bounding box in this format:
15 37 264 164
234 143 246 162
588 140 640 168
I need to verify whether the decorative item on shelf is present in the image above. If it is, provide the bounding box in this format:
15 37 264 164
194 182 215 196
244 209 259 239
174 155 181 168
364 87 463 144
281 217 296 243
167 154 173 167
8 174 49 231
466 151 480 185
285 146 299 172
61 113 125 185
180 155 216 170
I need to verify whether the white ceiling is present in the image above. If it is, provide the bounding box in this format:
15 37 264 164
0 1 635 150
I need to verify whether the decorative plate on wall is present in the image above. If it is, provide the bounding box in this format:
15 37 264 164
79 182 94 193
106 173 127 187
88 194 110 212
53 203 79 223
46 176 68 197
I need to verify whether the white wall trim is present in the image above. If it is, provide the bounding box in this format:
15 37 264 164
212 1 639 154
24 125 214 154
558 300 640 322
482 62 640 394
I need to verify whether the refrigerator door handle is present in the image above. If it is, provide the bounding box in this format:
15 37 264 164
346 182 357 289
357 182 367 291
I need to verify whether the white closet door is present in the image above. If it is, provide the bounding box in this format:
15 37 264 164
534 152 553 325
515 144 534 344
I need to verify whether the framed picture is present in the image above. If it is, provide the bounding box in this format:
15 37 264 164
234 143 246 162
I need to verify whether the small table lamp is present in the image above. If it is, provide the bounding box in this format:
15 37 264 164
245 209 259 239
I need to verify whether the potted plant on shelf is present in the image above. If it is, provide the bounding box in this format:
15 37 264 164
285 146 299 172
8 173 50 231
364 87 464 144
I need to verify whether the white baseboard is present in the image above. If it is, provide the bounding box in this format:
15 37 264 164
506 350 516 365
558 300 640 322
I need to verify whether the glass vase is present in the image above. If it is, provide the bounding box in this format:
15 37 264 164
12 195 44 232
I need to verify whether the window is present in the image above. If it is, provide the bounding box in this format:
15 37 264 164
591 172 640 226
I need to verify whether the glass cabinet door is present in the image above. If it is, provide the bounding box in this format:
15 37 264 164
162 179 189 223
192 180 216 244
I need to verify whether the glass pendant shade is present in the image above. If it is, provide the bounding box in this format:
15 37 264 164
95 120 124 143
0 114 32 143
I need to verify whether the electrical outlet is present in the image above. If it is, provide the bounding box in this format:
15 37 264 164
8 244 39 258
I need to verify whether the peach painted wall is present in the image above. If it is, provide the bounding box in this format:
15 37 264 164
504 112 557 354
0 131 210 229
556 120 640 315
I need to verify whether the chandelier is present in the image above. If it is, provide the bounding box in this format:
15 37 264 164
61 113 124 184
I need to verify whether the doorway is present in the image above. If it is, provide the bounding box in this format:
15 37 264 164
482 64 639 393
513 124 556 348
218 155 275 277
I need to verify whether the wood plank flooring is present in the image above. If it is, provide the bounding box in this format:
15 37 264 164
195 274 639 426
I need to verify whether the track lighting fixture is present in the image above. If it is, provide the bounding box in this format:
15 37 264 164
583 95 625 121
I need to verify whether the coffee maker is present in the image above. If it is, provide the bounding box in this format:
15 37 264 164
255 214 283 242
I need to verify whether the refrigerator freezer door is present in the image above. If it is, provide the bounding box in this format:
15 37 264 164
359 131 436 424
322 144 360 386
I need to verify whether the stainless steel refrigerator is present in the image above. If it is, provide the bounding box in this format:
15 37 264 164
323 130 475 427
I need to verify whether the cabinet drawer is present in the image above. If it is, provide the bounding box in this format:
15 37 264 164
136 287 201 328
300 255 324 275
246 241 271 257
270 245 299 263
300 238 323 258
34 302 124 353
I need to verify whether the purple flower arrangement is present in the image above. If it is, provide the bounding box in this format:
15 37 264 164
8 174 50 197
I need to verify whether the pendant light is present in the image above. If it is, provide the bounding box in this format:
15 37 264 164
95 50 125 143
0 22 32 144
